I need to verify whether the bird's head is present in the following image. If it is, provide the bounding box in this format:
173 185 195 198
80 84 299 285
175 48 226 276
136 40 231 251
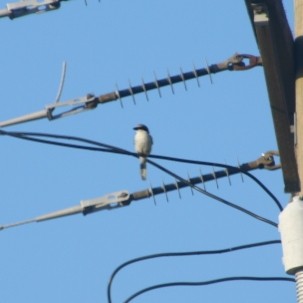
133 124 150 133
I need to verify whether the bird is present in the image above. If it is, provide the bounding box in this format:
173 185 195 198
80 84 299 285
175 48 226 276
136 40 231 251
133 124 153 180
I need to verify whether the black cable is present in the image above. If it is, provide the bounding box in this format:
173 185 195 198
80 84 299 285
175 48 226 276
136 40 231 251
107 240 281 303
0 131 286 302
0 129 282 211
148 154 283 212
0 129 278 227
0 130 279 226
0 130 130 155
147 158 278 227
123 276 295 303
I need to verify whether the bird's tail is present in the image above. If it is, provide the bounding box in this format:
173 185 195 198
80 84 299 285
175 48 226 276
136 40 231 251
139 156 147 180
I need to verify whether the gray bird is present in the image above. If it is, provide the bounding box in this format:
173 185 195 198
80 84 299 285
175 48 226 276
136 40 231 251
133 124 153 180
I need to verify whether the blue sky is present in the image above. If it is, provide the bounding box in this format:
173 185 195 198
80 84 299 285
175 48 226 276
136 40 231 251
0 1 296 302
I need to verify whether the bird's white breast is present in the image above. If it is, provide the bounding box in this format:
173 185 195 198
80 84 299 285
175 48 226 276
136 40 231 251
134 130 152 155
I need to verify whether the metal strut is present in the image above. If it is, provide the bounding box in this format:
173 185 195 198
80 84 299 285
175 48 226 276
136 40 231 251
0 53 262 128
0 151 279 230
0 0 68 19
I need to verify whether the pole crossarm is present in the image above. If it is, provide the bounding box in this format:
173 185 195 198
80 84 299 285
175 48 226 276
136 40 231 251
0 0 69 19
245 0 300 193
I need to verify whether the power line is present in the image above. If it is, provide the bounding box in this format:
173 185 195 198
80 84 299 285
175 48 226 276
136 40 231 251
147 158 278 228
107 240 282 303
124 277 295 303
147 153 283 211
0 146 278 230
0 130 279 227
122 276 295 303
0 130 280 227
0 129 282 211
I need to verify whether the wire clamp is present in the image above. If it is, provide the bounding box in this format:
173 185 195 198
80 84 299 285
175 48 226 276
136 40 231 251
44 94 97 120
1 0 61 19
258 151 280 170
227 53 262 71
80 190 130 215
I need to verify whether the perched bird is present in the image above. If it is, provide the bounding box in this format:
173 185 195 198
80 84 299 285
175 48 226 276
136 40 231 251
133 124 153 180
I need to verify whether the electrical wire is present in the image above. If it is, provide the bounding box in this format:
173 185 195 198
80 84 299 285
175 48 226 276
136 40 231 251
147 158 278 227
0 129 282 211
148 161 277 227
0 130 280 226
0 130 279 226
0 131 286 301
107 240 282 303
123 276 295 303
0 130 129 154
148 154 283 211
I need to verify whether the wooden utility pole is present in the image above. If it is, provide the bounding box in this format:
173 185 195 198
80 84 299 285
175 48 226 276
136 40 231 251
295 0 303 195
245 0 300 193
244 1 303 302
279 2 303 303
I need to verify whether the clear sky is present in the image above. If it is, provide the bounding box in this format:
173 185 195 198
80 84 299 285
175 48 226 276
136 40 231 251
0 0 296 302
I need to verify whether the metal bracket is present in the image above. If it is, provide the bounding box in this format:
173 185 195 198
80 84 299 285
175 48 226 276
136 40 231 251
81 190 130 215
252 3 269 26
0 0 62 19
45 94 98 120
227 54 262 71
258 150 281 170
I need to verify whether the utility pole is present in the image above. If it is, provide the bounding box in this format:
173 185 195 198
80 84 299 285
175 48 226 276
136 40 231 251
245 0 299 193
244 0 303 302
279 1 303 303
295 0 303 185
294 0 303 301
